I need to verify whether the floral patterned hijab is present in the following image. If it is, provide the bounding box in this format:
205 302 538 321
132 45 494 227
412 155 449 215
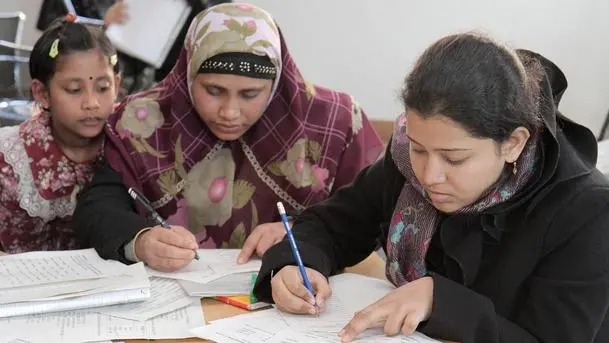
103 3 383 248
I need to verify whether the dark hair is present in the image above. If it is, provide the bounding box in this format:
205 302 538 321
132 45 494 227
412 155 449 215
402 33 544 142
29 17 120 85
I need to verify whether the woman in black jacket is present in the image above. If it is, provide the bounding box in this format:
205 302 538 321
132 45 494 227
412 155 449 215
253 33 609 343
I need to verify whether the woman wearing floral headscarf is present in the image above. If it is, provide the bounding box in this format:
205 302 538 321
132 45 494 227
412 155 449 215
73 3 383 271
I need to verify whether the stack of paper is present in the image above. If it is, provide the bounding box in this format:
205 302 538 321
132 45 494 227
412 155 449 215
191 273 441 343
149 249 262 284
0 301 205 343
94 277 199 321
179 272 255 297
0 249 150 318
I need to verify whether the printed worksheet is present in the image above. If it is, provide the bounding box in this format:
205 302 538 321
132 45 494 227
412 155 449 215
191 274 440 343
148 249 261 284
0 301 205 342
95 278 198 321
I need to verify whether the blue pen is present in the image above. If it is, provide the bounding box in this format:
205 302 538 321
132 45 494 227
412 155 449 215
276 202 319 316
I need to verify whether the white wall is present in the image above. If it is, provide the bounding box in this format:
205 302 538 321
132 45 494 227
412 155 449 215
248 0 609 136
4 0 609 135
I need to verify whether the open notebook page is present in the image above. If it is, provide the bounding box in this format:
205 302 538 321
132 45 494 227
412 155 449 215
278 274 399 333
148 249 261 284
192 273 440 342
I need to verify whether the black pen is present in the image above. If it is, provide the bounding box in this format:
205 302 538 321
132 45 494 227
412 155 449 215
127 187 200 261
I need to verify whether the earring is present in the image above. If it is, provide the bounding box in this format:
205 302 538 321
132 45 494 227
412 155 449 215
36 101 50 112
512 161 518 175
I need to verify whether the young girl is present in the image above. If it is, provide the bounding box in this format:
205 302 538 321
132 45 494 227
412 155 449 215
255 34 609 342
0 16 120 253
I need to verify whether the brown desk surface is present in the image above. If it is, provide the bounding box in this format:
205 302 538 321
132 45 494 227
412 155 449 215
127 253 454 343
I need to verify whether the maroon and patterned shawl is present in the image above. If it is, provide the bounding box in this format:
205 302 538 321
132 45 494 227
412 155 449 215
103 3 383 248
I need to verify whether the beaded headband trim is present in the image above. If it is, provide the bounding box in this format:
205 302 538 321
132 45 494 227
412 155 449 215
198 52 276 80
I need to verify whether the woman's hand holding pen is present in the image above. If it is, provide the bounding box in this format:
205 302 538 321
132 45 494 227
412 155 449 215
134 225 198 272
271 265 331 315
338 276 434 342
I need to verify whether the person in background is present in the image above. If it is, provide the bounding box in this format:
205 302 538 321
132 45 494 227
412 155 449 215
105 0 234 85
38 0 233 92
156 0 233 81
0 16 121 254
36 0 116 30
73 3 383 271
254 33 609 343
36 0 146 95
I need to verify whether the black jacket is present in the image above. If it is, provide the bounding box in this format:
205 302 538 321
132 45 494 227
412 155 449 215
253 52 609 342
73 159 155 264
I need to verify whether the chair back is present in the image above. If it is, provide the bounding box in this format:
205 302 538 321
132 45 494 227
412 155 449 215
0 12 25 43
370 119 394 145
0 12 27 96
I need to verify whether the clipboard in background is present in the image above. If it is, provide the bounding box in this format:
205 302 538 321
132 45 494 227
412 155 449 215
105 0 192 68
215 273 272 311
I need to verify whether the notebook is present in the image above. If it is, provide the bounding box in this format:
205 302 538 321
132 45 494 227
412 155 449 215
215 294 271 311
0 249 150 318
215 273 271 311
179 272 256 297
179 271 271 311
105 0 192 68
